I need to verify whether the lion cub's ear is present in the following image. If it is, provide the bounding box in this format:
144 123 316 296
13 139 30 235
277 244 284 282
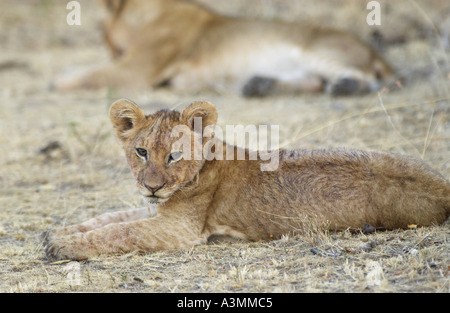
181 101 218 132
109 98 146 142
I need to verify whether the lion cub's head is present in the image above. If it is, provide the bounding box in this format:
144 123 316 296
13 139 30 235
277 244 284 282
109 99 217 205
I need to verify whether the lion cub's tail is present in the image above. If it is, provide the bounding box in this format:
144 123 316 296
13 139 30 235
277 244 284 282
370 152 450 229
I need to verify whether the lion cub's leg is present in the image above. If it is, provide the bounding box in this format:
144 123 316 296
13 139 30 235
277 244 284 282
44 215 206 261
41 207 153 243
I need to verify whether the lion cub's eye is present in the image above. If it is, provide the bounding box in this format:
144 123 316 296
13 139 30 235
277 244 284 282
136 148 148 158
168 151 183 164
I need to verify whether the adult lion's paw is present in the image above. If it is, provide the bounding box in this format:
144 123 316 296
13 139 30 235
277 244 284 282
50 67 100 92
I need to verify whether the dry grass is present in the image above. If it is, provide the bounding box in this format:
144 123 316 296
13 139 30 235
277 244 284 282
0 0 449 293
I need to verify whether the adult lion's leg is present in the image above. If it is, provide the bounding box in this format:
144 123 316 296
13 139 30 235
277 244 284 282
50 43 165 91
50 60 149 91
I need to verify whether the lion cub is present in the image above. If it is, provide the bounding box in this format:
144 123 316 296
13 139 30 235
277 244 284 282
42 99 449 260
53 0 394 96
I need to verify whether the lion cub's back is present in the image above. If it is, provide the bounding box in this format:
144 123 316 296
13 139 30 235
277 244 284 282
279 149 449 229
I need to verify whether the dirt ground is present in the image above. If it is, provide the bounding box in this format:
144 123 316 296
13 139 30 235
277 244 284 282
0 0 449 293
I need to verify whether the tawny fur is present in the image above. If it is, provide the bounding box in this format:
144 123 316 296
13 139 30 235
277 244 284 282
43 99 449 260
52 0 394 96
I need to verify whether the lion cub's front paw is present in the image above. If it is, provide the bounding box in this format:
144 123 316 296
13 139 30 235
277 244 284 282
41 225 85 245
40 230 53 245
43 236 72 261
40 228 62 245
44 238 67 261
43 234 92 261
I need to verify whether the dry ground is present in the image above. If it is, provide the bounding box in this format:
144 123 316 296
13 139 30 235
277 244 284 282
0 0 449 293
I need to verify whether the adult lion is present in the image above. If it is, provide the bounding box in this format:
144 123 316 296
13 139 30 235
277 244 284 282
53 0 394 96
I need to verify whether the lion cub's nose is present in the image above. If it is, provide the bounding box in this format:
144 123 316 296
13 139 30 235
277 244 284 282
144 182 166 194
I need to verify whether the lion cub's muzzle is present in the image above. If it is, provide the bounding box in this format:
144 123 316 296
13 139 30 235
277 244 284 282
138 181 170 204
144 182 166 194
